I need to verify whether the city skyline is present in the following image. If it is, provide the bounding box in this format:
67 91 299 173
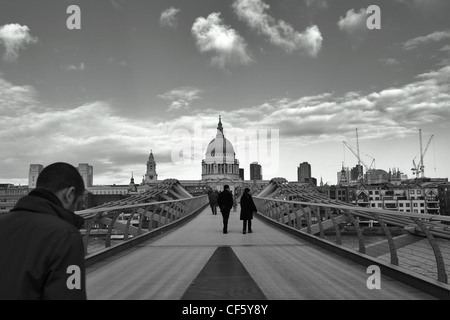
1 0 450 185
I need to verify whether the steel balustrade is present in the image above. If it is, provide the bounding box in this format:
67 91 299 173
253 196 450 284
76 195 208 256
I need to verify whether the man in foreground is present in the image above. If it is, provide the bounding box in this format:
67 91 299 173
0 162 87 299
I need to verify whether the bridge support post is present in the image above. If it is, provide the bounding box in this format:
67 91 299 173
346 210 365 254
328 209 342 245
411 217 448 284
369 212 399 266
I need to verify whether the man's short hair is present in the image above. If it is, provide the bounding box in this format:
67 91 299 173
36 162 85 198
223 185 230 190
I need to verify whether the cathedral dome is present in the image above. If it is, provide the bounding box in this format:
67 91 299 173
204 116 236 163
205 136 235 158
201 116 240 181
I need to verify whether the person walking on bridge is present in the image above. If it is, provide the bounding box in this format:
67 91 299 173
0 162 87 300
240 188 257 234
217 185 233 234
207 187 218 215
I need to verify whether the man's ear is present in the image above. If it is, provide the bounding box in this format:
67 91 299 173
65 187 77 204
56 187 76 208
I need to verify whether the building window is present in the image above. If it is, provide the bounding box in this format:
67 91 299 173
410 190 414 194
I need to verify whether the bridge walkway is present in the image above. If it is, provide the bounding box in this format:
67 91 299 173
86 205 434 300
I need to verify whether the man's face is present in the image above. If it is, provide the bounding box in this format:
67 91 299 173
73 195 85 211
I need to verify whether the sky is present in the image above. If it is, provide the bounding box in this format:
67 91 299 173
0 0 449 186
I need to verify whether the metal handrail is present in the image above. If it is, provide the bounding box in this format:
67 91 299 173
253 196 450 284
77 195 208 256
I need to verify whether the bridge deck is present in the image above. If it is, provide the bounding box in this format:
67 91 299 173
86 205 434 300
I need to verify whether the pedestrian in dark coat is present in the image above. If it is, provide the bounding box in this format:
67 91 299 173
217 185 233 234
0 162 87 300
207 188 218 215
240 188 257 234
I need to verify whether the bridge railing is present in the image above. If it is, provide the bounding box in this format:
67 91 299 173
253 196 450 284
76 195 208 256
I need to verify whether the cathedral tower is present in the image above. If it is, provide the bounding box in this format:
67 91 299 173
144 150 158 183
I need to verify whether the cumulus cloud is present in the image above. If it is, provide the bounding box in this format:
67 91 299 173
160 7 181 29
337 8 368 36
191 12 253 69
0 77 39 117
2 63 450 183
402 30 450 50
158 87 203 111
0 77 201 183
233 0 323 56
215 65 450 142
0 23 37 62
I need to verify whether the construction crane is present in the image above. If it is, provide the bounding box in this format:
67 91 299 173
411 129 434 179
342 128 376 183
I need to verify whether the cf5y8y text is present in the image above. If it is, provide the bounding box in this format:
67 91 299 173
182 304 268 317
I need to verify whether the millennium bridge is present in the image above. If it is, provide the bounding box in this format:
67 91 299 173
77 178 450 300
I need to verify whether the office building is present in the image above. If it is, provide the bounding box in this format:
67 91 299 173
28 164 43 189
297 162 311 182
250 162 262 181
78 163 93 187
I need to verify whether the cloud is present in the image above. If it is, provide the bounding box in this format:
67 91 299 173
402 30 450 50
0 77 39 117
158 87 203 111
337 8 368 37
63 62 85 71
191 12 254 69
160 7 181 29
209 65 450 143
0 23 37 62
1 63 450 184
0 76 199 183
233 0 323 56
